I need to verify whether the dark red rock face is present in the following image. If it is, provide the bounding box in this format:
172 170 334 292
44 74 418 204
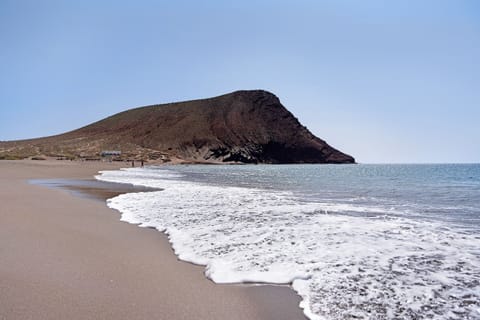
0 90 355 164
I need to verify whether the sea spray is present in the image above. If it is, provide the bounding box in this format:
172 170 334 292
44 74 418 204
96 165 480 320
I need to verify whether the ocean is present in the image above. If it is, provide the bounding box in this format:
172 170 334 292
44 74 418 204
96 164 480 320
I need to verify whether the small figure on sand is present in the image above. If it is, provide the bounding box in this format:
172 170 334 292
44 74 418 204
131 160 134 167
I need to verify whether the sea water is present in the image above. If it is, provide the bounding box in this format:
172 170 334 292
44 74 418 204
96 164 480 320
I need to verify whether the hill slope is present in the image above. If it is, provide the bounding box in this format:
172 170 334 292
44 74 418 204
0 90 354 164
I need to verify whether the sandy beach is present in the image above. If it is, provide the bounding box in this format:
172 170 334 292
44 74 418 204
0 160 305 320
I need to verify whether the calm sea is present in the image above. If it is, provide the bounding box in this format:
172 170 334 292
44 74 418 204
96 164 480 320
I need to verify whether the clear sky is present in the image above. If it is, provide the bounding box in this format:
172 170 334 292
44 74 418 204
1 0 479 163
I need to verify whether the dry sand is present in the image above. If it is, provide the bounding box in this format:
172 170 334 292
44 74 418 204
0 160 306 320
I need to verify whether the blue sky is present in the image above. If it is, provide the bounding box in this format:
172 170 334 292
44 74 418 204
1 0 479 163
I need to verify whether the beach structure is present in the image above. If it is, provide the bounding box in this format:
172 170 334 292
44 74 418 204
100 150 122 157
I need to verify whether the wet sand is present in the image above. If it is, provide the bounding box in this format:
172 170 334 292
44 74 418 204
0 160 306 320
29 178 160 202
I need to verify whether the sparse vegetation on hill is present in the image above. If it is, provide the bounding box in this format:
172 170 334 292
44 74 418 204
0 90 354 164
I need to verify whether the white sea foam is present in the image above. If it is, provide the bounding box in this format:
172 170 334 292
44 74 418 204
96 167 480 320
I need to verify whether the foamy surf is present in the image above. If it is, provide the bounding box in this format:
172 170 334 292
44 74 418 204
96 166 480 320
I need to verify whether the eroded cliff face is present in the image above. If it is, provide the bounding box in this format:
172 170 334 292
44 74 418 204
0 90 355 164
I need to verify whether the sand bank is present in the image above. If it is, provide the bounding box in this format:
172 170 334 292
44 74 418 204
0 160 305 320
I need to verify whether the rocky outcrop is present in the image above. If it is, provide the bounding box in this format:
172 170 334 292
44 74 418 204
0 90 354 164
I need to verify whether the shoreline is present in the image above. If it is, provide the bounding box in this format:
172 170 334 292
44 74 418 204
0 160 306 320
